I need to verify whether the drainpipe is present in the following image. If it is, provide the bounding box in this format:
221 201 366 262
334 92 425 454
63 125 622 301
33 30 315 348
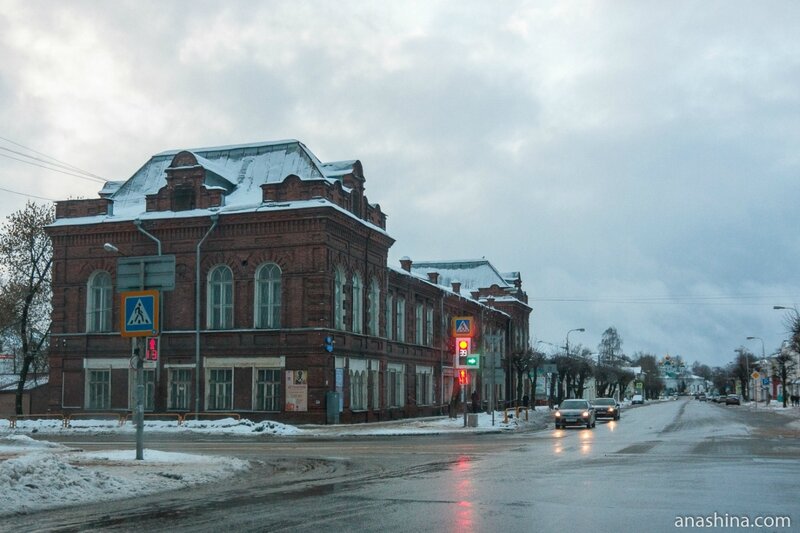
195 214 219 416
134 218 162 256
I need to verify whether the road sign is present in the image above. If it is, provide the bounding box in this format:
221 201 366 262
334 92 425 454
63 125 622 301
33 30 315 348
452 316 473 336
751 371 760 380
541 364 558 374
121 290 159 337
762 377 770 386
116 255 176 292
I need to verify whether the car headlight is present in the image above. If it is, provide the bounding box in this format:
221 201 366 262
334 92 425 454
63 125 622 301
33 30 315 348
554 412 561 417
582 411 589 417
608 407 615 412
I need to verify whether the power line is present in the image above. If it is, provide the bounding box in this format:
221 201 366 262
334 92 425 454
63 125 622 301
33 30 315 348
0 146 106 183
0 152 107 183
0 134 106 182
0 185 57 202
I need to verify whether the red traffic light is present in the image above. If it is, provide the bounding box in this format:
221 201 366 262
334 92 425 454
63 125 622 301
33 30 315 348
458 369 468 385
145 336 159 361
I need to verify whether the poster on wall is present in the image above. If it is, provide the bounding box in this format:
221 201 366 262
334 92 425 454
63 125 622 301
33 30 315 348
285 370 308 412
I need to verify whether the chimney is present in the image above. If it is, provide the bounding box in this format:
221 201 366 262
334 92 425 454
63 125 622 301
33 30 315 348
400 256 412 272
427 271 440 284
451 280 461 294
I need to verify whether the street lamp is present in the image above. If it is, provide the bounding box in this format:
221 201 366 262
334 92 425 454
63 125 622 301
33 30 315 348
105 241 146 460
565 328 585 358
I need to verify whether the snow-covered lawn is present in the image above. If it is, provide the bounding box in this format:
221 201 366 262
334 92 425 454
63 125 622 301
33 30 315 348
0 409 550 514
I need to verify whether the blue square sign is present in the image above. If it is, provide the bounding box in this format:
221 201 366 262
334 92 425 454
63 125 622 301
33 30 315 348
121 290 159 337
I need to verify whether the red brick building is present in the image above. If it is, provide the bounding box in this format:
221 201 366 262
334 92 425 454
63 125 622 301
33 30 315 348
46 140 530 423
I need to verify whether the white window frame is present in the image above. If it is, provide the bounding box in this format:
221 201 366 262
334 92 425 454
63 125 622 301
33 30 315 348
415 302 424 345
385 363 406 408
415 365 433 406
207 265 233 329
254 368 281 411
426 305 434 346
86 270 112 332
206 367 233 410
167 368 192 411
86 369 111 409
255 263 281 329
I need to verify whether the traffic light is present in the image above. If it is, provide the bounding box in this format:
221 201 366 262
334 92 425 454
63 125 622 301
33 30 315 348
458 369 468 385
455 337 479 368
455 337 471 357
145 336 159 361
324 336 334 353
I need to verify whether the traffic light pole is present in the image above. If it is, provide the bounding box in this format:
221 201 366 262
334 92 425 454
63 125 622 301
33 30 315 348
135 336 144 460
462 379 467 427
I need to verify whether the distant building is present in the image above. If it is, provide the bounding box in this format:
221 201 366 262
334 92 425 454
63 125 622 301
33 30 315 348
45 140 530 423
658 356 708 394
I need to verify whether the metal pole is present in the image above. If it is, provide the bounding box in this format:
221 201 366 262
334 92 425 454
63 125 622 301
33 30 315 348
135 336 144 460
135 266 145 461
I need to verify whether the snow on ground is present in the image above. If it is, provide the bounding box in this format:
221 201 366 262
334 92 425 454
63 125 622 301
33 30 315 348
0 409 550 514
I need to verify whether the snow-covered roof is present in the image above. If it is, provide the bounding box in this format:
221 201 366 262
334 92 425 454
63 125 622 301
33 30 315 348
389 266 511 318
410 259 513 292
50 140 373 230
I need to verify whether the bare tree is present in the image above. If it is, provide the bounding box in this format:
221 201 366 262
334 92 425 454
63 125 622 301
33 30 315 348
597 327 623 366
777 310 800 407
0 202 54 414
731 347 756 400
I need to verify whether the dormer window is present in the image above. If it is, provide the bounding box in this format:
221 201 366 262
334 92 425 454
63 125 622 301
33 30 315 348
172 186 195 211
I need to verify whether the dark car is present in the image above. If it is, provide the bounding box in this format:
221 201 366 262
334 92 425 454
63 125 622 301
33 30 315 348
592 397 621 420
554 399 596 429
725 394 741 405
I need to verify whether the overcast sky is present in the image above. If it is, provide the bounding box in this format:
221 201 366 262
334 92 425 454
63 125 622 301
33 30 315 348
1 1 798 369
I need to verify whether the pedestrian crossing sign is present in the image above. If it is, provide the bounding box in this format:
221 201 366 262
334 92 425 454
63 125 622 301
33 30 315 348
452 316 473 336
121 290 159 337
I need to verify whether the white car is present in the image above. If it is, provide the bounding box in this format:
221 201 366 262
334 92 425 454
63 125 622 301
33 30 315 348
631 394 644 405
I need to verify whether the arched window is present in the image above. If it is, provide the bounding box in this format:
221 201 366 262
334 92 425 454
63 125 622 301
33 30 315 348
255 263 281 329
367 278 380 336
86 271 112 332
207 265 233 329
352 273 363 334
334 266 346 330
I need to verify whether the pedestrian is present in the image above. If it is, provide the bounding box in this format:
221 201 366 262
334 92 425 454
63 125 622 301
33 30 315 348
471 389 479 413
522 394 529 408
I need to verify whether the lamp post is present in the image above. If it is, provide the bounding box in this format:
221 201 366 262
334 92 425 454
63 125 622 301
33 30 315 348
565 328 585 358
104 242 146 460
734 348 750 403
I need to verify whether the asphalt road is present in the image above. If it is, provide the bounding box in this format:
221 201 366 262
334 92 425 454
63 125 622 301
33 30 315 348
13 399 800 532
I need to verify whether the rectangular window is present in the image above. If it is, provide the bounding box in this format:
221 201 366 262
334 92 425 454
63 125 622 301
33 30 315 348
255 369 281 411
129 370 155 411
385 364 405 408
168 369 192 410
349 369 368 410
208 368 233 410
415 366 433 406
415 303 424 345
385 294 394 340
87 369 111 409
426 305 434 346
396 297 406 342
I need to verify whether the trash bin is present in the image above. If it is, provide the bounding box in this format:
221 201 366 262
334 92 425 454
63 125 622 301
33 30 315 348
467 413 479 427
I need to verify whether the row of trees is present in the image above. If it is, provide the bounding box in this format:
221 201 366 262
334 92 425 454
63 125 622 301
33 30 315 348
511 327 666 409
511 318 800 409
0 202 54 414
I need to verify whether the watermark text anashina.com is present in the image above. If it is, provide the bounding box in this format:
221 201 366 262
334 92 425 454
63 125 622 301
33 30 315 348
674 512 791 528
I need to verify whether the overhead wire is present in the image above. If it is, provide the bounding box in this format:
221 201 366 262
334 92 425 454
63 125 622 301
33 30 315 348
0 134 106 182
